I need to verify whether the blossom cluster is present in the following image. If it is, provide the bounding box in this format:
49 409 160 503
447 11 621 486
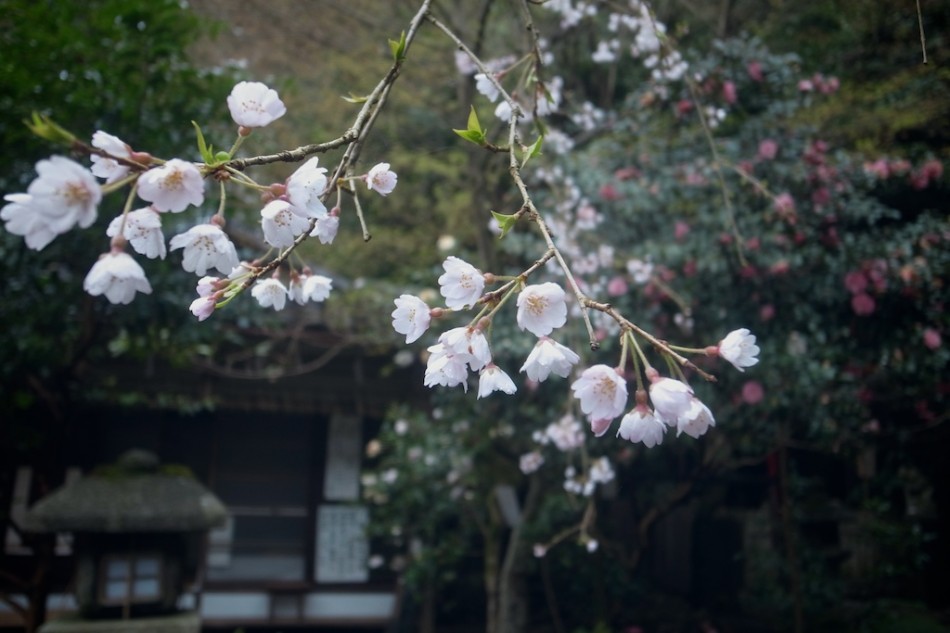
2 81 398 318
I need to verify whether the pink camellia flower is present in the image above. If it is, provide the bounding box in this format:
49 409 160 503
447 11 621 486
851 293 876 316
90 131 132 183
261 199 311 248
477 364 517 398
516 282 568 337
758 139 778 161
571 365 628 422
674 220 690 241
520 337 579 382
717 328 760 372
747 60 764 82
365 163 398 196
617 406 666 448
227 81 287 128
83 250 152 305
137 159 204 213
169 223 240 276
392 295 432 344
923 328 942 350
438 256 485 310
106 208 165 259
722 80 737 104
649 376 693 426
742 380 765 405
607 275 628 297
844 270 868 294
251 278 288 310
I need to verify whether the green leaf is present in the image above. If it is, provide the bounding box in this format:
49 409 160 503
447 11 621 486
24 112 76 145
389 30 407 62
341 92 369 104
490 210 520 239
452 105 486 145
520 134 543 168
191 121 215 164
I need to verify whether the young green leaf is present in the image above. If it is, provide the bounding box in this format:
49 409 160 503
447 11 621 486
342 93 369 104
24 112 76 145
191 121 215 164
453 105 486 145
520 135 543 168
389 31 407 62
491 210 520 239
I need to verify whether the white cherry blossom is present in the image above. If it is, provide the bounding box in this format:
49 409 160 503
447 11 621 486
474 73 500 102
137 159 204 213
365 163 398 196
649 377 694 426
286 157 328 217
227 81 286 128
424 343 470 391
90 131 132 183
439 326 491 371
106 208 165 259
289 274 332 304
310 214 339 244
2 157 100 250
169 223 239 276
477 364 517 398
391 295 431 344
676 397 716 438
83 251 152 305
516 282 567 337
618 407 666 447
718 328 760 372
251 278 288 310
261 199 311 248
570 365 628 421
189 296 216 321
438 256 485 310
520 336 579 381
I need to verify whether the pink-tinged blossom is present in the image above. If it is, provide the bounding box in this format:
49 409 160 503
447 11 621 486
189 296 216 322
439 326 491 371
261 199 311 248
742 381 765 405
722 80 737 104
542 415 585 452
618 407 666 447
438 256 485 310
851 293 876 316
137 159 204 213
676 397 716 438
516 282 567 337
675 220 690 241
106 208 165 259
227 81 287 128
519 451 544 475
83 251 152 305
571 365 628 421
607 275 628 297
774 193 796 219
649 377 693 426
520 337 579 382
392 295 432 344
365 163 398 196
718 328 760 372
90 131 132 183
2 157 101 250
844 270 868 294
923 328 942 350
251 278 288 310
286 157 328 217
196 276 219 297
310 214 339 244
589 418 612 437
424 343 470 391
626 258 654 284
478 364 517 398
169 223 240 276
747 60 764 82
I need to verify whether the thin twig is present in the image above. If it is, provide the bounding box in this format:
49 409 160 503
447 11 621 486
916 0 928 64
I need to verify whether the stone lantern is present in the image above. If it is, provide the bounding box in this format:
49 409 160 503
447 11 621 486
24 450 227 633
